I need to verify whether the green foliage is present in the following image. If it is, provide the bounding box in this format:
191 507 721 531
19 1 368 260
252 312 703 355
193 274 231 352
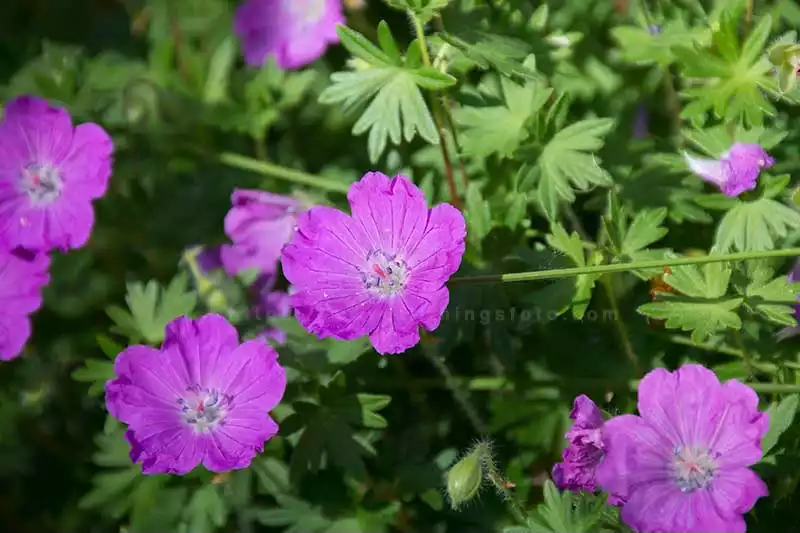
8 1 800 533
504 480 614 532
638 256 744 342
106 273 198 345
319 23 456 162
456 73 551 159
763 394 799 456
673 12 785 126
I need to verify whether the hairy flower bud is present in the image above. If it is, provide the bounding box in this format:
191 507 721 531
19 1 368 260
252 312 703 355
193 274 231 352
446 447 484 509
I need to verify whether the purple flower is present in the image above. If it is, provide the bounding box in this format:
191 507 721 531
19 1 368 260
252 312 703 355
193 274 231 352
233 0 344 70
220 189 304 277
790 260 800 322
281 171 466 355
0 96 113 252
777 260 800 341
251 274 292 345
105 314 287 474
633 105 648 139
596 364 769 533
0 249 50 361
552 395 605 493
683 143 774 197
196 245 224 272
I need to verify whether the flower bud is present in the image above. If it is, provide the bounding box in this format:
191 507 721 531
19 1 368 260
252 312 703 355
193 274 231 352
446 448 484 509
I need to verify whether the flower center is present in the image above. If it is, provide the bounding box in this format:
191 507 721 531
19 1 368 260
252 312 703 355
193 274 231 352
178 385 231 432
672 445 718 492
361 250 408 296
282 0 326 26
20 163 63 205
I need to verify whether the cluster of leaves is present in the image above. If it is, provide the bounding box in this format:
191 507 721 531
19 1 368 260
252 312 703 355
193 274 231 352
4 1 800 533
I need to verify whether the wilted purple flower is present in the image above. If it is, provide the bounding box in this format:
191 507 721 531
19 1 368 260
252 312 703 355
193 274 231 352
0 96 113 252
220 189 304 277
552 395 605 493
105 314 287 474
632 105 648 139
683 143 774 197
196 246 224 272
233 0 344 70
0 249 50 360
596 364 768 533
777 260 800 341
251 274 292 345
282 171 466 355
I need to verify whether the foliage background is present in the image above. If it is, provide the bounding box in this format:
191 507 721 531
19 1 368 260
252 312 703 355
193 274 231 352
3 0 800 532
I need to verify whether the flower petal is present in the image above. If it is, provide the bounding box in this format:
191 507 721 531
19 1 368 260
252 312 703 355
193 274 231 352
636 364 725 446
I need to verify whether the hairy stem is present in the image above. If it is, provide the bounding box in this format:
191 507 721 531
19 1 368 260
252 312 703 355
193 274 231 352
478 444 529 525
219 152 349 194
450 247 800 285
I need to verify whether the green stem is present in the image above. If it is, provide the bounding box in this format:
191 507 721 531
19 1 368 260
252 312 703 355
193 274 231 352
638 0 681 141
602 275 641 374
744 0 754 36
479 446 529 525
450 247 800 285
732 329 755 378
410 11 462 210
421 337 487 434
218 152 349 194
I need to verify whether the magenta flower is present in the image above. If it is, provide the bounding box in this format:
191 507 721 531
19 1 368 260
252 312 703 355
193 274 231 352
596 364 769 533
251 274 292 345
233 0 344 70
281 171 466 355
683 143 774 197
0 96 113 252
0 249 50 361
105 314 287 474
552 395 606 494
220 189 304 277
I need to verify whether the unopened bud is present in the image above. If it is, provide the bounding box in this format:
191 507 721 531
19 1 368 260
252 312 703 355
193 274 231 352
446 448 484 509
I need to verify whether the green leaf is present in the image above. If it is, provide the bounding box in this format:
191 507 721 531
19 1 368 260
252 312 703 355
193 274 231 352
743 274 800 326
319 66 438 163
612 20 708 67
384 0 450 24
456 77 552 159
740 15 773 67
538 118 615 220
253 457 290 495
410 66 457 90
376 21 402 65
438 31 538 79
464 183 492 246
106 273 197 344
203 36 236 104
621 208 669 256
762 394 799 455
522 481 608 532
544 224 598 319
637 257 743 342
672 13 777 126
714 198 800 252
255 496 330 532
335 24 393 66
71 359 115 396
184 485 227 533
